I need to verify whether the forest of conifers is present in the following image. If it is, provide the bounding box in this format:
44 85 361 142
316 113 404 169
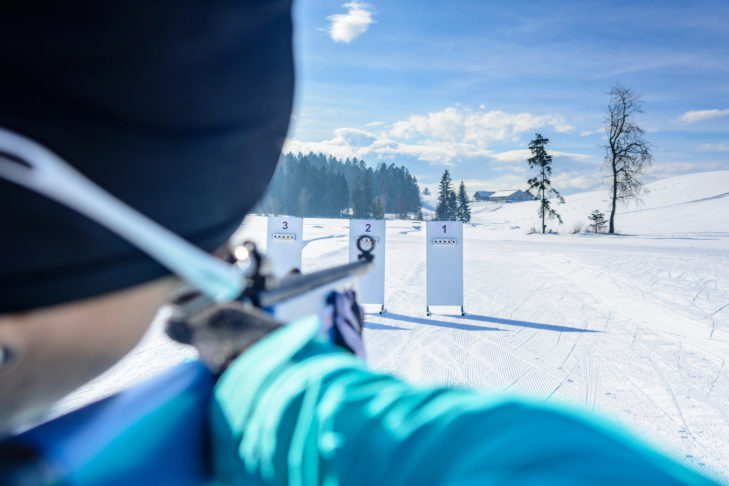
255 153 422 218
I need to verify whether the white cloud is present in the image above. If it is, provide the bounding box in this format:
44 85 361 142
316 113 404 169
390 107 573 145
553 151 593 161
699 141 729 152
580 127 607 137
551 172 599 190
332 127 376 146
286 106 580 165
647 161 722 177
679 109 729 123
490 149 591 163
327 2 374 43
490 149 538 162
283 128 377 160
285 134 492 166
553 121 575 133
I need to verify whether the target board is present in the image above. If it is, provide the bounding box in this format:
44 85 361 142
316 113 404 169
349 219 386 312
426 220 464 315
266 216 303 278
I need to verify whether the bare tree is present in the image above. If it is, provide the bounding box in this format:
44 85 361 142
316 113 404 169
603 84 652 234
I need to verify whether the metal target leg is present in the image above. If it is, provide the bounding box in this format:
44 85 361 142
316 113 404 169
426 306 431 316
460 306 465 317
379 304 384 315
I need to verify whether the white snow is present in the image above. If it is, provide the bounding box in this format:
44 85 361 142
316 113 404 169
56 170 729 482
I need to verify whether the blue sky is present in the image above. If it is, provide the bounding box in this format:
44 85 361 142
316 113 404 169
285 0 729 194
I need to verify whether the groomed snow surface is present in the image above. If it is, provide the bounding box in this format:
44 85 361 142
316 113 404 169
58 170 729 482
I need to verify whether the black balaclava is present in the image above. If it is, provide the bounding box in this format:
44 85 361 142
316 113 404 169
0 1 294 313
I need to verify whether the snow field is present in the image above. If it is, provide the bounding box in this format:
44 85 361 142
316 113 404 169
57 171 729 482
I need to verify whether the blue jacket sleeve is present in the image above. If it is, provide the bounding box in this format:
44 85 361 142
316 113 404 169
208 315 718 486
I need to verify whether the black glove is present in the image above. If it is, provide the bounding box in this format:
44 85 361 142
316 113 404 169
163 286 281 373
164 284 367 372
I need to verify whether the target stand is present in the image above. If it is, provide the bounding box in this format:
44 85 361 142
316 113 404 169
266 216 303 278
426 221 464 316
349 219 386 313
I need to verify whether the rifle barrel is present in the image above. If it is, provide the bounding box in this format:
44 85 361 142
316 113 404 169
255 259 374 309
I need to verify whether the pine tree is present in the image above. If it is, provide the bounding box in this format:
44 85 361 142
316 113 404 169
588 210 607 233
297 187 309 217
361 170 374 217
447 190 458 221
436 169 454 220
334 172 350 218
526 133 564 233
351 176 364 218
406 174 422 214
456 180 471 223
352 171 374 218
279 156 300 215
372 197 384 219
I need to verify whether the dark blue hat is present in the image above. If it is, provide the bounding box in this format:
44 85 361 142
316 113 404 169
0 1 294 313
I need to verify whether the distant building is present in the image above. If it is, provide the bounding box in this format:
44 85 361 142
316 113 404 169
473 191 494 201
488 189 534 203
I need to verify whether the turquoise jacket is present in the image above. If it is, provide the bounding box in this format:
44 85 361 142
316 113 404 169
3 314 719 485
209 315 718 485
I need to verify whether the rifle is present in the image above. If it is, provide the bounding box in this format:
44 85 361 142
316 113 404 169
0 237 376 486
0 127 377 485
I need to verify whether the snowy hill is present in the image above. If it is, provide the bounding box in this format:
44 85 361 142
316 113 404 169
56 171 729 482
476 170 729 235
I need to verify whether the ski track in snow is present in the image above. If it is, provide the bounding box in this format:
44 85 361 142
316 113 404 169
56 171 729 483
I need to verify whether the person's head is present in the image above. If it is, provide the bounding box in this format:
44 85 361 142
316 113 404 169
0 1 293 434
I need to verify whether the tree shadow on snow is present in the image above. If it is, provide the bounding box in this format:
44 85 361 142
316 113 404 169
383 313 503 332
466 314 598 333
